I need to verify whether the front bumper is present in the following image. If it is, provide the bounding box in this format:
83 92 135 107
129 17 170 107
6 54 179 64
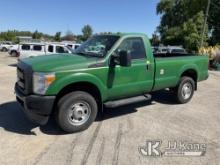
15 84 55 125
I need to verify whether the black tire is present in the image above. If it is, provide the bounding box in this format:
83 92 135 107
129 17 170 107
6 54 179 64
11 51 18 57
2 47 7 52
175 76 195 104
56 91 98 133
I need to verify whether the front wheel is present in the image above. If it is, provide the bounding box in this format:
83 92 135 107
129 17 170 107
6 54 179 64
56 91 98 133
11 51 18 57
175 76 195 104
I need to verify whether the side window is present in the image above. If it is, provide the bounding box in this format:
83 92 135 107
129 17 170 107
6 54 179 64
56 46 65 53
116 38 146 60
33 45 42 51
48 45 54 52
74 45 80 49
21 44 30 50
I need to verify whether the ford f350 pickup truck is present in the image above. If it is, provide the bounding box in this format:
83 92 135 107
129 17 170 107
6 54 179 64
15 33 209 133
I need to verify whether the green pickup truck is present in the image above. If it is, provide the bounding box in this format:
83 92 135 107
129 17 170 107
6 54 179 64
15 33 209 132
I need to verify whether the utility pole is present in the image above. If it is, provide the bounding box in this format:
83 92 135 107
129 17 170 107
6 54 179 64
201 0 211 47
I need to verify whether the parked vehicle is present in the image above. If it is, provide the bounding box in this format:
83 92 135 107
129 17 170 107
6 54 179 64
167 46 187 54
0 41 13 52
15 33 209 133
8 44 19 56
18 43 72 59
157 46 168 54
61 41 81 50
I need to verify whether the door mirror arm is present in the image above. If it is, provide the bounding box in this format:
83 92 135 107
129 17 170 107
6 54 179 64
109 52 119 67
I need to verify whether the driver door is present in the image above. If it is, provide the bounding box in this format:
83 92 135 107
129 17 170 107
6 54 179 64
107 37 154 100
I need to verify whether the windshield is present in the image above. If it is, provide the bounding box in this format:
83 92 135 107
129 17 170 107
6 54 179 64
74 35 120 57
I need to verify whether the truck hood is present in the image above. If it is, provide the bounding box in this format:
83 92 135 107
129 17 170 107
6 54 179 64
21 54 98 72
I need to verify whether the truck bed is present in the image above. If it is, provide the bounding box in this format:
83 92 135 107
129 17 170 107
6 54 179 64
153 55 209 91
153 52 194 58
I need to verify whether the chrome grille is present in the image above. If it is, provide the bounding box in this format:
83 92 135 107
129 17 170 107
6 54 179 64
17 68 25 90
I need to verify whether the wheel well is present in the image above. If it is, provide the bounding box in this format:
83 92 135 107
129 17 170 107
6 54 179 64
54 82 102 113
181 69 198 90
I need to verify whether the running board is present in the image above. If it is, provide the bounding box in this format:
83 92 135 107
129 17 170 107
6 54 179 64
104 94 151 108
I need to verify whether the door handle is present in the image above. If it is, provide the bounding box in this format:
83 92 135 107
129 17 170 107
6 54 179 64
146 61 151 70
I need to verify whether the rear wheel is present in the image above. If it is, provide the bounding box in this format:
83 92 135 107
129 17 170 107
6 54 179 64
2 47 7 52
175 76 195 104
56 91 98 133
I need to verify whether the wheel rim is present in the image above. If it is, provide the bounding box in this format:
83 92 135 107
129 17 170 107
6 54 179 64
68 101 91 126
181 82 192 100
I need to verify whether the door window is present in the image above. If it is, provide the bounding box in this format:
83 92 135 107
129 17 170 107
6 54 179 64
48 45 54 52
116 38 146 60
56 46 65 53
21 44 30 50
33 45 42 51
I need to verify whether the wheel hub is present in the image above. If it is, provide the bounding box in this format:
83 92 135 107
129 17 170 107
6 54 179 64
68 102 91 126
181 83 192 100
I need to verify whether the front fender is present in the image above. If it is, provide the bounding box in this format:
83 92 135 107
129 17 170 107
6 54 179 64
46 72 107 100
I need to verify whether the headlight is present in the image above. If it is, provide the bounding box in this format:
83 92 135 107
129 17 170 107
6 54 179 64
33 72 56 95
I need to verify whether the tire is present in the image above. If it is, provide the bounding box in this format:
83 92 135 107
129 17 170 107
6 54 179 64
175 76 195 104
56 91 98 133
2 47 7 52
11 51 17 57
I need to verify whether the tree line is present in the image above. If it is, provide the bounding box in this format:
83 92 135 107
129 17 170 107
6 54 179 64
0 25 93 43
152 0 220 52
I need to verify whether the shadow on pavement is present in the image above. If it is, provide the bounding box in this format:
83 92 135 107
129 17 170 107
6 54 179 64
0 90 176 135
151 89 177 105
8 64 17 67
0 101 64 135
100 100 152 121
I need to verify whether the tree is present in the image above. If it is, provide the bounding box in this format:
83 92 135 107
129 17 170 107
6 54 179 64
62 30 75 41
0 30 53 42
156 0 209 51
0 30 17 42
76 35 84 43
32 30 42 39
82 25 93 41
150 32 160 46
208 0 220 45
54 32 61 42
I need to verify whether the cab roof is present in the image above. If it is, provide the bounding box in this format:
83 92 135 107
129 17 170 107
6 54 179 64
96 32 148 38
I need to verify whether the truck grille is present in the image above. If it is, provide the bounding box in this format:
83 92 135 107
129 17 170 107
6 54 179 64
17 68 25 90
16 61 33 95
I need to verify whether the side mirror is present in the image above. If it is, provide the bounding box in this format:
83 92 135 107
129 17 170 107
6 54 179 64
119 50 131 67
109 50 131 67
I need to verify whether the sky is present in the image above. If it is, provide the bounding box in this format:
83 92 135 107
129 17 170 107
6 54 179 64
0 0 160 37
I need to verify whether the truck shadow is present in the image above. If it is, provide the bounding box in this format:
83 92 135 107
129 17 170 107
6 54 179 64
0 90 176 135
151 89 177 105
0 102 63 135
8 63 17 67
